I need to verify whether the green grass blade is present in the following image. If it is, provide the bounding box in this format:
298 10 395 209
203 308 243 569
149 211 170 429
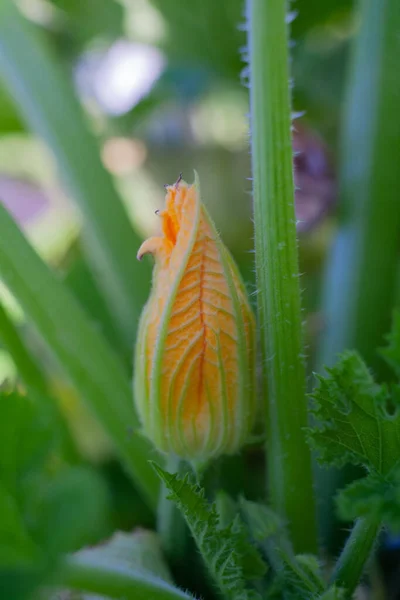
246 0 317 553
0 300 48 395
0 0 149 348
0 203 159 509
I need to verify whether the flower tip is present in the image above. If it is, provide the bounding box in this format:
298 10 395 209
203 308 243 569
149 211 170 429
137 237 166 261
137 239 151 261
174 172 183 188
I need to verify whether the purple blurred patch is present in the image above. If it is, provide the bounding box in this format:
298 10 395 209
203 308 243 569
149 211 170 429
0 175 50 226
293 126 336 233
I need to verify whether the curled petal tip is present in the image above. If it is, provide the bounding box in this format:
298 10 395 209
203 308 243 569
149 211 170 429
174 172 183 188
136 238 154 261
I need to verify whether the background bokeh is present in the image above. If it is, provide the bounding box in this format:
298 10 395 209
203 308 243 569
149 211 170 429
0 0 353 374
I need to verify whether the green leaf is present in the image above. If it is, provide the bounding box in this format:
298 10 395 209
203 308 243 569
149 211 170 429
50 0 124 53
336 469 400 531
0 566 47 600
63 250 126 360
277 551 325 599
239 498 282 544
308 351 400 475
240 498 325 600
0 389 111 599
230 514 268 582
0 484 39 566
0 389 58 493
317 586 346 600
215 490 238 530
0 301 48 395
152 463 266 600
57 554 195 600
0 203 159 509
51 530 191 600
32 467 110 555
239 498 285 580
75 530 174 585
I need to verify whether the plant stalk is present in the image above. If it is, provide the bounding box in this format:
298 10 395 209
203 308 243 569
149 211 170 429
331 516 381 596
246 0 317 553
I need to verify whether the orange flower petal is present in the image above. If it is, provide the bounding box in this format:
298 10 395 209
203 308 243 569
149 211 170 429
134 173 256 460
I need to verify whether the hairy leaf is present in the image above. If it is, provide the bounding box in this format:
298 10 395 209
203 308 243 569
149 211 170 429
239 498 282 543
317 586 346 600
308 351 400 475
152 463 266 600
277 551 325 599
337 469 400 531
215 490 238 530
240 499 326 600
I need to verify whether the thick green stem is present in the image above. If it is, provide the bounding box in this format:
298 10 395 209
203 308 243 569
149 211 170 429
0 0 149 349
55 555 195 600
318 0 400 372
247 0 317 553
331 516 381 596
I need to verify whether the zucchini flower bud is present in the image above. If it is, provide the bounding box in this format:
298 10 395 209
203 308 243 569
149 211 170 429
133 173 256 461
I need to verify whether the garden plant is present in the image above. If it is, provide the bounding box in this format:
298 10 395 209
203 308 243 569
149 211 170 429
0 0 399 599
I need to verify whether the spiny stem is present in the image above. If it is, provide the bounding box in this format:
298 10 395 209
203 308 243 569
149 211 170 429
246 0 317 553
331 516 381 596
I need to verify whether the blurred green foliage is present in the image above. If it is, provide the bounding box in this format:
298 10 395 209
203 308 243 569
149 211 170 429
0 388 111 600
